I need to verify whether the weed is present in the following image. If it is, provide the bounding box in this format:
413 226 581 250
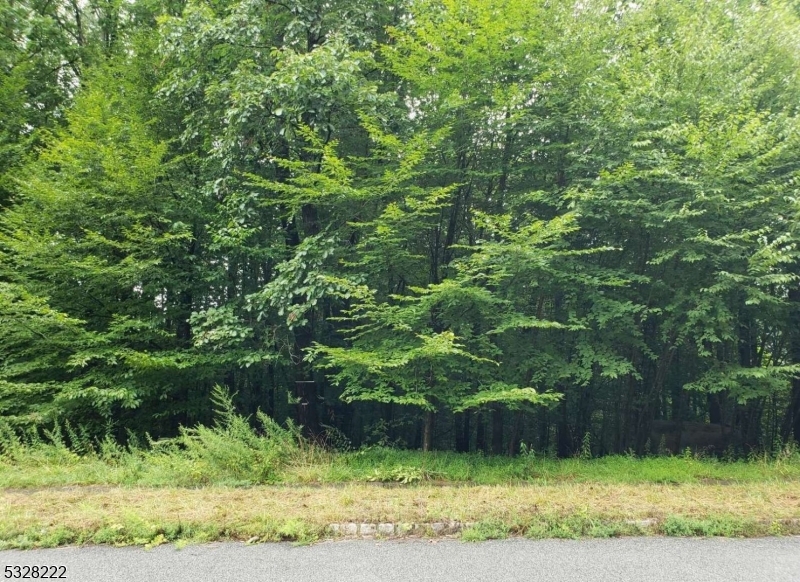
367 465 431 484
519 441 535 458
318 424 352 452
660 516 751 537
775 438 799 463
579 432 592 460
462 521 510 541
521 514 643 540
657 435 669 457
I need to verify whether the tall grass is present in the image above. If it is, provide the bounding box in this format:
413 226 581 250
0 386 305 487
147 386 303 484
307 446 800 485
1 396 799 488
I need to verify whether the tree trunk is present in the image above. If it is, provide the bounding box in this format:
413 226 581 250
294 379 319 437
782 288 800 443
783 383 800 444
491 405 504 455
507 410 523 456
282 197 321 437
475 412 486 453
422 411 435 452
455 412 470 453
708 394 722 424
557 397 571 458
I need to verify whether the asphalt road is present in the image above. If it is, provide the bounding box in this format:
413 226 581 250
2 537 799 582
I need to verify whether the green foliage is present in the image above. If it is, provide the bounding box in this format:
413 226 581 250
3 0 800 457
366 465 428 484
660 516 752 538
524 515 644 540
461 520 510 542
0 385 304 487
579 432 592 461
1 435 799 489
0 517 323 550
165 385 302 483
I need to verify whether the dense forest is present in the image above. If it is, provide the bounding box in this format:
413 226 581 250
2 0 800 457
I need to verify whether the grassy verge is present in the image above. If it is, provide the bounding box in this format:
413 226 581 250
286 448 800 485
3 446 800 489
2 396 799 548
1 482 799 549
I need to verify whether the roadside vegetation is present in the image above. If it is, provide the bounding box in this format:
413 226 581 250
4 0 800 551
2 389 799 489
2 481 799 549
4 0 800 468
1 395 798 549
3 431 800 489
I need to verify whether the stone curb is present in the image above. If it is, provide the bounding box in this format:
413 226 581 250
327 519 664 538
326 517 800 539
327 521 474 538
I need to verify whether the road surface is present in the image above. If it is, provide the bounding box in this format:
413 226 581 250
2 537 799 582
